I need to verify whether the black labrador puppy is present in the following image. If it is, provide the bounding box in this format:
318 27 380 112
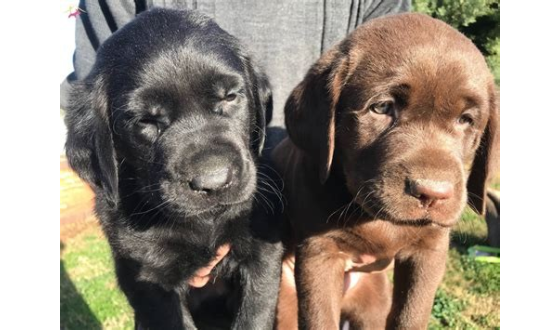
65 8 283 330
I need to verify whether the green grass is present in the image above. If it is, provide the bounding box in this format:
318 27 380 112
61 229 133 329
61 203 499 329
428 207 500 329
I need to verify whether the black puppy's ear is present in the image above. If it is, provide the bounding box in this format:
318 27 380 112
467 87 500 215
249 62 273 156
65 77 119 207
285 48 348 184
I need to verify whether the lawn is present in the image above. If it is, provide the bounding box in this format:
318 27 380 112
60 189 499 330
60 218 133 329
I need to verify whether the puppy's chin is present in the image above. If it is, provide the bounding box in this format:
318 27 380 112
181 198 254 219
163 179 257 219
356 195 463 228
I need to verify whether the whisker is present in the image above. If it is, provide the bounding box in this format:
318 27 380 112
254 190 275 214
130 199 174 217
121 183 162 198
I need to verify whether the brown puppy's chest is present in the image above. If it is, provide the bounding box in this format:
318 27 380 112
335 220 442 261
283 220 443 291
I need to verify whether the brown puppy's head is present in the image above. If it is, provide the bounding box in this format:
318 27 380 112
285 13 499 227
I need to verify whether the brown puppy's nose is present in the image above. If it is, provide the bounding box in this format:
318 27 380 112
409 179 453 208
190 167 232 192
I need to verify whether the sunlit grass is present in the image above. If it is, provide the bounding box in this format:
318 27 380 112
61 191 499 330
60 226 133 329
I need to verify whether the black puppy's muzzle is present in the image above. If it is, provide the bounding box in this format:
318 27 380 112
187 154 234 193
189 166 232 192
158 136 257 216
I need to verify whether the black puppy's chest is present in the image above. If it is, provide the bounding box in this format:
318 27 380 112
110 212 253 288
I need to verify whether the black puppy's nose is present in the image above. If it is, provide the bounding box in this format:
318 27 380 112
409 179 453 208
190 167 232 192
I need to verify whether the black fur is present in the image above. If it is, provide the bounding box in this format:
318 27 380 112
65 8 283 330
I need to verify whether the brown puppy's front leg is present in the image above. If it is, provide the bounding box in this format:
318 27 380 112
341 272 392 330
388 232 450 330
296 237 346 330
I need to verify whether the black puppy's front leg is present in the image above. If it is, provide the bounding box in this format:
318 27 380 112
127 281 197 330
231 241 283 330
116 260 197 330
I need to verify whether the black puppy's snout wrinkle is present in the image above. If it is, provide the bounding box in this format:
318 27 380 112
186 153 236 192
190 167 232 191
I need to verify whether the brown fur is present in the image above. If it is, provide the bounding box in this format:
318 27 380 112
273 13 499 330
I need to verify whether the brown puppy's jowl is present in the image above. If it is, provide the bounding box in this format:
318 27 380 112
273 13 499 330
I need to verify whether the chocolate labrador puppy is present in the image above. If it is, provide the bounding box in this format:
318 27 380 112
65 8 283 329
273 13 499 329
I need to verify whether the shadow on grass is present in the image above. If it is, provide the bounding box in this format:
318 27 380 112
450 232 488 254
451 190 500 254
60 242 102 330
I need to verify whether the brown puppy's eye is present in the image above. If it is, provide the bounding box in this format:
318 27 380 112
369 101 394 115
458 113 475 126
225 93 237 102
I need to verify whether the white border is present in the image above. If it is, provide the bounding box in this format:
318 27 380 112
501 1 560 328
1 1 62 328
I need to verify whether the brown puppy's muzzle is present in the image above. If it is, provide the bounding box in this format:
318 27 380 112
407 178 454 208
349 131 467 226
399 148 465 224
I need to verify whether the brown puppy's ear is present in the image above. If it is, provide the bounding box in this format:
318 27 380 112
65 76 119 207
467 88 500 215
285 48 348 184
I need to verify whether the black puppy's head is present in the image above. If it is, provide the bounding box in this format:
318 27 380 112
65 9 272 219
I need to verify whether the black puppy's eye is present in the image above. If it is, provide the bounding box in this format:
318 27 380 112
369 101 394 115
457 113 475 127
225 93 237 102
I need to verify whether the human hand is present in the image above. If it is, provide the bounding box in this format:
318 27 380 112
187 244 231 288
